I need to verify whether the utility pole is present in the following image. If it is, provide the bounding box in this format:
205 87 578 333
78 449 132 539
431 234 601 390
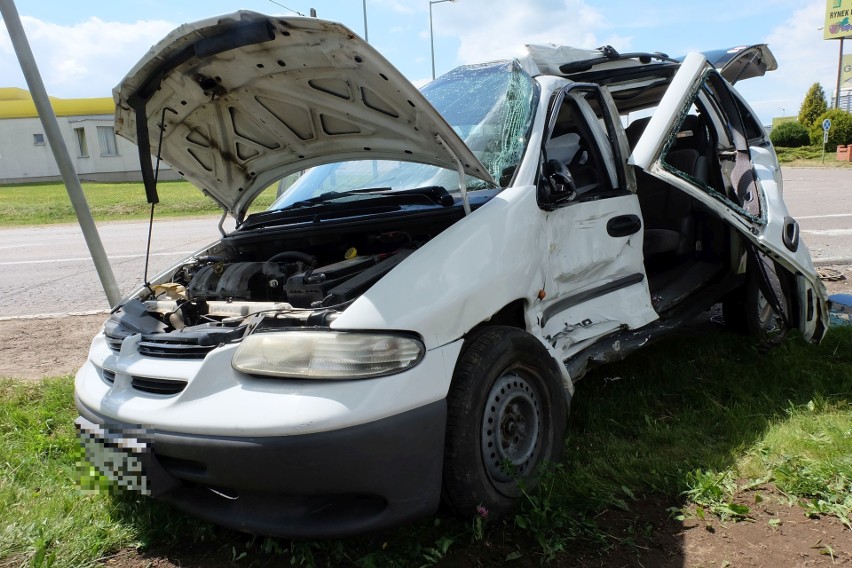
362 0 368 42
836 37 845 108
429 0 456 80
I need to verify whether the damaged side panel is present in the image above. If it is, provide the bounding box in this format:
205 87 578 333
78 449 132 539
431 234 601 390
537 195 657 362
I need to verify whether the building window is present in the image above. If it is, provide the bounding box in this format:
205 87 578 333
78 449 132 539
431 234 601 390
74 127 89 157
33 133 45 145
97 126 118 157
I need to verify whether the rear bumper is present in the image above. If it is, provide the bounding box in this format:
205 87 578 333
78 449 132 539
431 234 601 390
76 396 446 538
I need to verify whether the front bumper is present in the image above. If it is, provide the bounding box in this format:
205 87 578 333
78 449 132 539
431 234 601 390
76 398 446 538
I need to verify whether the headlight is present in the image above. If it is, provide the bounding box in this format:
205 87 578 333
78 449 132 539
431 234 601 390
231 330 425 379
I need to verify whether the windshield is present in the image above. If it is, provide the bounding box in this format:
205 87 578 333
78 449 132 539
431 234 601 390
269 60 537 210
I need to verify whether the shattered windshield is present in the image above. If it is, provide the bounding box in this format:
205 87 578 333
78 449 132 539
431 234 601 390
270 60 537 210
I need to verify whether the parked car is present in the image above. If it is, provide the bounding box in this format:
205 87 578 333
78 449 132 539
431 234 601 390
75 12 828 538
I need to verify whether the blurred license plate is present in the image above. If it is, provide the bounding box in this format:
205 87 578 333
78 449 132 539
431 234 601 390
75 416 151 495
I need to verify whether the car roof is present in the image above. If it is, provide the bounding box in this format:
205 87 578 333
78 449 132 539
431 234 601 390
515 43 776 113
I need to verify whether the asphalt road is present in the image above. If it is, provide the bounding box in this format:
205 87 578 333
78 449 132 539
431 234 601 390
1 167 850 318
778 168 852 265
0 217 233 318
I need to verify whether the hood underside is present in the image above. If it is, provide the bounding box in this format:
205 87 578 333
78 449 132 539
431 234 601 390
114 12 494 220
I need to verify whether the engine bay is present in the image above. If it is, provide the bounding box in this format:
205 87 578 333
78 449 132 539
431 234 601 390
103 212 458 355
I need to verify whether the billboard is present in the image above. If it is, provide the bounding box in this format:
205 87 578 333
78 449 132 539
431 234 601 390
843 54 852 85
825 0 852 39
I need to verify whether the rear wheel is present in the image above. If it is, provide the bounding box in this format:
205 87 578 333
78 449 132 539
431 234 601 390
744 273 788 336
723 256 790 337
442 326 568 518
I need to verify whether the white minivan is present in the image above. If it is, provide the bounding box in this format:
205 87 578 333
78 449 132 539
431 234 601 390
75 12 827 538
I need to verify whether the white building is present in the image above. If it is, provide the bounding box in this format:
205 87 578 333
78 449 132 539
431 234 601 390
0 87 174 184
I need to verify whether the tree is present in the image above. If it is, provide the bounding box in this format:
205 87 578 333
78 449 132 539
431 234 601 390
798 83 828 129
770 121 810 147
809 108 852 147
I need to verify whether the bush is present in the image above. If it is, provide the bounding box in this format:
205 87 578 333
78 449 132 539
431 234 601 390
809 108 852 147
770 121 810 147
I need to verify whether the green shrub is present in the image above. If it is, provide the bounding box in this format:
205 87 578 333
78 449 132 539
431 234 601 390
770 121 810 147
809 108 852 146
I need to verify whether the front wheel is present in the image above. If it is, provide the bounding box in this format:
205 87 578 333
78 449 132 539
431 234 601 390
442 326 568 518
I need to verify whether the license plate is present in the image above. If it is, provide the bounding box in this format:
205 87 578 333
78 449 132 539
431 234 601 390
75 416 151 495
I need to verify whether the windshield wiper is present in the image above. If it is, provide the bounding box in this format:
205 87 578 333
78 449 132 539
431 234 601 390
286 187 392 209
284 185 453 210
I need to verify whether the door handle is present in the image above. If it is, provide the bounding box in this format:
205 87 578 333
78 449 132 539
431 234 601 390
782 216 799 252
607 214 642 237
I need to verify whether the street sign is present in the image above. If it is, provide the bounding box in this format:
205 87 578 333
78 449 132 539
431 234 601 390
825 130 830 144
823 118 832 131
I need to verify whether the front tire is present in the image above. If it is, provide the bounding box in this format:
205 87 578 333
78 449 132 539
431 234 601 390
442 326 568 517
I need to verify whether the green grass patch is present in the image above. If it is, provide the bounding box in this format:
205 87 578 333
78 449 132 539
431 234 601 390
776 145 852 167
0 181 279 227
0 378 136 567
2 328 850 566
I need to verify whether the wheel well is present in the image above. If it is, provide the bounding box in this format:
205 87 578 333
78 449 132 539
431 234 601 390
466 299 526 339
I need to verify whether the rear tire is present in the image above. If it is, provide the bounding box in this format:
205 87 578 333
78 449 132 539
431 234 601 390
442 326 568 518
743 273 788 336
723 265 790 337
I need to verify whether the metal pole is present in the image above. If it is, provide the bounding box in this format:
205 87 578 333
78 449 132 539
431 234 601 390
429 2 436 79
362 0 368 42
0 0 121 307
836 37 845 109
429 0 455 80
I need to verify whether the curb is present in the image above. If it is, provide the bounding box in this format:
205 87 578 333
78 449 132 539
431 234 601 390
0 310 110 322
813 258 852 268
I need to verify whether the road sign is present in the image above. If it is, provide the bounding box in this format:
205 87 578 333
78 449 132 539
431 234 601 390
823 118 832 131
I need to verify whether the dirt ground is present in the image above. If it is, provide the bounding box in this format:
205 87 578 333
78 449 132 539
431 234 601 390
1 266 849 567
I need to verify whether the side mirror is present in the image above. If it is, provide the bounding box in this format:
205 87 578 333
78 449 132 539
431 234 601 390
544 159 577 204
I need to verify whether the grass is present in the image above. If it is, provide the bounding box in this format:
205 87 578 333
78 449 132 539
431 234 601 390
0 181 279 227
1 327 850 566
776 144 852 167
0 147 849 227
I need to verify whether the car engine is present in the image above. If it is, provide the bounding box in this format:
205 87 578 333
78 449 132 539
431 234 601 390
101 222 440 356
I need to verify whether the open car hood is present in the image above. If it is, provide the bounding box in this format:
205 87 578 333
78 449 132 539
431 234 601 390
114 12 494 221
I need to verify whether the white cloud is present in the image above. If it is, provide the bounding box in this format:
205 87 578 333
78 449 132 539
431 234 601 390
735 0 838 121
1 16 174 98
435 0 607 64
374 0 418 15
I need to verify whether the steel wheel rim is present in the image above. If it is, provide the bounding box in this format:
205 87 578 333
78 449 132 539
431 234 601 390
481 372 542 483
756 289 779 332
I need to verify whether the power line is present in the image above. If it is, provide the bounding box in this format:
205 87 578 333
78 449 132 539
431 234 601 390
267 0 304 16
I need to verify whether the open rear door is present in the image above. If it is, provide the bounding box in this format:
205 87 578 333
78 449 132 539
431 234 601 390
701 44 778 85
630 53 827 342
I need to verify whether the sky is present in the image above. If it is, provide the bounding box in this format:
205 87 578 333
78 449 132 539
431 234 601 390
0 0 843 124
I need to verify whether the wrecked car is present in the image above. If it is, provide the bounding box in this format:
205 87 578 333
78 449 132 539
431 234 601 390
74 12 828 538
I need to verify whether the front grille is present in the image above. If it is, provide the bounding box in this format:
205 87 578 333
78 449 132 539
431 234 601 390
137 327 243 359
101 369 116 384
137 337 218 359
131 376 188 395
104 331 124 352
